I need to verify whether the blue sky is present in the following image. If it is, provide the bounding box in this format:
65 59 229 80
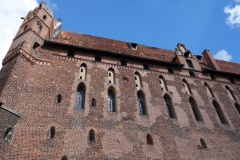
1 0 240 66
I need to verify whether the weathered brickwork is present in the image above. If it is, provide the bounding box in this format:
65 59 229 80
0 2 240 160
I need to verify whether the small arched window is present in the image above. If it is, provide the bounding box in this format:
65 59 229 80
189 97 203 121
57 94 61 103
225 86 236 100
79 64 87 80
164 94 176 118
159 75 167 91
200 138 207 148
147 134 153 145
235 103 240 114
108 68 115 84
204 83 214 97
108 87 116 112
213 100 227 124
42 15 47 22
62 156 68 160
89 129 95 141
91 98 96 107
137 91 147 115
3 128 12 139
134 72 142 88
76 83 86 109
182 79 191 94
50 127 55 138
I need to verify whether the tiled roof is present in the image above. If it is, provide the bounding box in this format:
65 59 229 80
49 31 240 75
49 31 176 62
216 60 240 75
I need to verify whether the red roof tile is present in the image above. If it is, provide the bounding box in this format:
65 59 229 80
50 31 176 62
216 60 240 75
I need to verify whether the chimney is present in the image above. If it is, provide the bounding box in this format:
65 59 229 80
202 50 220 71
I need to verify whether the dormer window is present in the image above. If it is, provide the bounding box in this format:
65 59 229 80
128 43 137 50
196 55 202 62
184 50 191 58
186 60 194 68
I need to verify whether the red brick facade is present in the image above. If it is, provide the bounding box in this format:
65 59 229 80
1 2 240 160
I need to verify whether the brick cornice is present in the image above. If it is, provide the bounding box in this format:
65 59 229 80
51 54 240 87
3 48 51 66
13 28 44 42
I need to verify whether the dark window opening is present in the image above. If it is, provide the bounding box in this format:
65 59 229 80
135 76 137 80
81 69 83 72
62 156 68 160
128 43 137 50
186 60 194 68
108 87 116 112
136 84 138 87
42 15 47 22
143 64 149 70
235 103 240 114
109 73 111 77
229 78 235 84
210 74 215 80
168 68 174 74
92 98 96 107
213 100 227 124
33 42 41 50
80 76 82 79
95 56 101 62
109 80 111 83
37 24 42 33
50 127 55 138
164 94 176 118
196 55 202 62
189 98 203 121
200 138 207 148
23 25 28 32
89 130 95 141
121 60 127 66
189 71 195 77
147 134 153 145
4 128 12 139
57 94 61 103
138 91 147 115
76 84 86 109
67 51 75 57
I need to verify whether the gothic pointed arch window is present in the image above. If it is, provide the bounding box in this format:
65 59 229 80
79 63 87 80
147 134 153 145
200 138 207 148
108 87 116 112
189 97 203 121
164 94 176 118
108 68 115 84
89 129 95 141
225 86 236 100
75 83 86 109
204 83 214 98
182 79 191 94
91 98 96 107
235 103 240 114
134 72 142 88
159 75 167 91
213 100 227 124
137 90 147 115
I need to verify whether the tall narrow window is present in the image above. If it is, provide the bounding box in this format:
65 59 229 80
37 23 42 33
134 72 142 88
213 100 227 124
200 138 207 148
204 83 214 97
50 127 55 138
189 97 203 121
89 129 95 141
57 94 61 103
225 86 236 100
147 134 153 145
159 75 167 91
91 98 96 107
108 87 116 112
108 68 115 84
3 128 12 139
182 79 191 94
235 103 240 114
75 83 86 109
42 15 47 22
186 60 194 68
23 25 28 32
164 94 176 118
137 91 147 115
79 63 87 80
